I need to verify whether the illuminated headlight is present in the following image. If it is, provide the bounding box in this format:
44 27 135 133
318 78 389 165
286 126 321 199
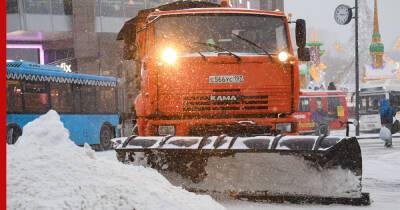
276 123 292 133
158 125 175 136
278 51 289 62
161 48 177 64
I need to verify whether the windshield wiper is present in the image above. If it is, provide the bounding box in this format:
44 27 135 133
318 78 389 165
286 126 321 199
231 33 274 63
193 41 241 63
183 44 207 61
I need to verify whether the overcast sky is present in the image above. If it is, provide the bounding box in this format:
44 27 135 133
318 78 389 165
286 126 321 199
285 0 400 51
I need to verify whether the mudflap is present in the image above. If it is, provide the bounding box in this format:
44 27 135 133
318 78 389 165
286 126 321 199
115 135 370 205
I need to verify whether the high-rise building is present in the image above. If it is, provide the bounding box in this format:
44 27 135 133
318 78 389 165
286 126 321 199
7 0 284 112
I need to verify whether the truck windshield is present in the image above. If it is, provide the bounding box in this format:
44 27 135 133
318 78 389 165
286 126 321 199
154 14 288 55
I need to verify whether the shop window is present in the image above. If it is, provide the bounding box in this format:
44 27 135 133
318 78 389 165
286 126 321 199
6 80 23 113
98 87 117 113
23 82 50 113
50 83 73 113
81 86 97 113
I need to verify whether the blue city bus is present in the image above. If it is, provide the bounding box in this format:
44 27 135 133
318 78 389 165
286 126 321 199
6 61 119 150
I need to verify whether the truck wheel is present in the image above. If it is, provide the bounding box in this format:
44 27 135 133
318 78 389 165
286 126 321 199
100 123 114 151
7 124 22 145
315 124 330 136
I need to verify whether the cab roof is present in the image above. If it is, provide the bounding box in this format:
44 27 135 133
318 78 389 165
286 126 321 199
149 8 285 18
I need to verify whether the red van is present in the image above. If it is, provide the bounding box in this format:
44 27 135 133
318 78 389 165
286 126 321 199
294 90 349 135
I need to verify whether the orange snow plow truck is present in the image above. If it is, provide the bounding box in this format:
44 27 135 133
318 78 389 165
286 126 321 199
114 1 369 205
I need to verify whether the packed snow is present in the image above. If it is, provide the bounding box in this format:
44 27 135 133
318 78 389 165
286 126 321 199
6 110 225 210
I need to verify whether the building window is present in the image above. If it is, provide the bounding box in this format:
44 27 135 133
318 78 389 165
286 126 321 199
99 0 124 17
149 0 175 8
7 48 40 64
23 82 50 113
46 48 75 68
98 87 117 113
50 83 73 113
7 0 19 14
24 0 51 14
6 80 23 113
51 0 73 15
125 0 145 17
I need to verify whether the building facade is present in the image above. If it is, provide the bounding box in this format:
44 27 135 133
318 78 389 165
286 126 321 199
7 0 284 112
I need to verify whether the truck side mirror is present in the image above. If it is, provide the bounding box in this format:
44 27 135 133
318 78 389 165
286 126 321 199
295 19 306 48
297 47 310 61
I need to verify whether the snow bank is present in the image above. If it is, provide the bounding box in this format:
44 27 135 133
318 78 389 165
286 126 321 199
7 110 225 210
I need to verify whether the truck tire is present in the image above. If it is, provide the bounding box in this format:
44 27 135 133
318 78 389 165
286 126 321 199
315 124 330 136
100 123 114 151
7 124 22 145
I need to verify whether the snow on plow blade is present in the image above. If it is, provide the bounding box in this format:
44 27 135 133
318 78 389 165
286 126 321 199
114 135 370 205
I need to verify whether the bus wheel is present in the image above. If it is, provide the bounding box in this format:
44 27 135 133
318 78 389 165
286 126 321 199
100 123 114 150
7 124 22 145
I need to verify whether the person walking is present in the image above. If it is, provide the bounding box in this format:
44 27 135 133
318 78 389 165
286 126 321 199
379 98 396 147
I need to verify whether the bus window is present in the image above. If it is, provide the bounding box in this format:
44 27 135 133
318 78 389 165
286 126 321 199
390 93 400 110
316 97 322 110
299 98 310 112
50 83 73 113
328 97 340 114
360 95 384 114
98 87 116 113
23 82 50 113
6 80 23 113
72 85 82 113
81 86 97 113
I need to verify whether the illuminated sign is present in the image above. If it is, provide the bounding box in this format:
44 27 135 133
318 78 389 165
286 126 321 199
56 62 72 73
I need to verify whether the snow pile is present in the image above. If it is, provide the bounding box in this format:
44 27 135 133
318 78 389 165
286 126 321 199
7 110 225 210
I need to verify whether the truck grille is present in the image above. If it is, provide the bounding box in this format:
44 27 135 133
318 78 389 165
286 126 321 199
183 94 268 112
189 124 272 136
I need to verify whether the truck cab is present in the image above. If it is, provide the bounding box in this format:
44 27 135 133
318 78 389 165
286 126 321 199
118 2 309 136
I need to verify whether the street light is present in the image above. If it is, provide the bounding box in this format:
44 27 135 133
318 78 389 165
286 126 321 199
334 0 360 136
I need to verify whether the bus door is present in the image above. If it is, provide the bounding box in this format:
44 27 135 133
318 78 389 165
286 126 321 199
359 93 385 132
295 96 314 133
310 96 330 125
327 95 345 129
389 91 400 118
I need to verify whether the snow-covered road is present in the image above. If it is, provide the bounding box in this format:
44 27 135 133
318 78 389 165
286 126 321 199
97 136 400 210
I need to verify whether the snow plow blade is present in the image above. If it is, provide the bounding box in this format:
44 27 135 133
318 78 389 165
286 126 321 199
114 135 370 206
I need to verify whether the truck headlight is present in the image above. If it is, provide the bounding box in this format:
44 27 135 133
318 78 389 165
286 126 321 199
158 125 175 136
278 51 289 62
162 48 177 64
276 123 292 133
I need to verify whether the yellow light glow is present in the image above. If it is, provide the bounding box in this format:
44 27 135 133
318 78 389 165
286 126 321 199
278 51 289 62
162 48 177 64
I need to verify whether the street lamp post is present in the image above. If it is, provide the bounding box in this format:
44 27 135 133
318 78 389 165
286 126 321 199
354 0 360 136
334 0 360 136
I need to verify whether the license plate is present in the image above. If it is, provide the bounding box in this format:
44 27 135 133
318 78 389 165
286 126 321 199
209 75 244 83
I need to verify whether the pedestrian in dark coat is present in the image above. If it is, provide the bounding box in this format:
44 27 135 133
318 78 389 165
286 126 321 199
380 98 396 147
